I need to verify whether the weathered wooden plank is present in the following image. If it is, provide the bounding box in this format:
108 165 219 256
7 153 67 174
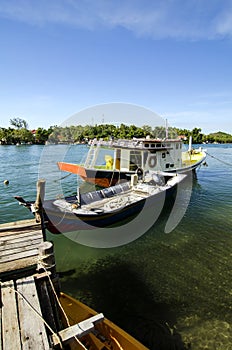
0 256 39 275
0 239 42 257
17 276 50 350
0 230 42 243
36 279 58 334
0 236 42 250
0 248 39 263
0 229 42 241
52 313 104 346
1 280 21 349
0 219 38 231
0 224 40 236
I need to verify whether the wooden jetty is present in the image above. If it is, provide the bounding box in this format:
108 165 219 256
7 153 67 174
0 218 149 350
0 219 104 350
0 219 60 349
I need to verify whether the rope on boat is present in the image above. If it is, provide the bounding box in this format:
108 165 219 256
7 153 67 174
38 265 88 350
205 151 232 167
53 172 73 182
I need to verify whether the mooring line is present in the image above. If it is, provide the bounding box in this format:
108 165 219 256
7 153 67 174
205 151 232 167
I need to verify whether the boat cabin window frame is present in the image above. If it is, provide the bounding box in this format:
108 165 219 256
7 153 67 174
129 150 142 171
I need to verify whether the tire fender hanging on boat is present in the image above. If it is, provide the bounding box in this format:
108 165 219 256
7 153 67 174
136 167 143 178
148 155 157 168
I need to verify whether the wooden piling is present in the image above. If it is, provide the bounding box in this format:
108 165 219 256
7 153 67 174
34 179 46 240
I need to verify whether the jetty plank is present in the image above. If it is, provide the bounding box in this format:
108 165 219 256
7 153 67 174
0 230 42 241
1 280 21 349
0 238 42 257
0 257 39 275
0 237 42 255
17 276 50 350
0 219 39 232
0 248 39 263
0 220 44 275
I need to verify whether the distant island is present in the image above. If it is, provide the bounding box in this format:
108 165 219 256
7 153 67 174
0 117 232 145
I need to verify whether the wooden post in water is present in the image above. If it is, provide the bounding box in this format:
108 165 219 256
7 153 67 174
36 241 62 332
34 179 46 240
37 241 60 294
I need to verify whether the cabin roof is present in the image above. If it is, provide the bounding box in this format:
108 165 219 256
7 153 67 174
90 138 181 150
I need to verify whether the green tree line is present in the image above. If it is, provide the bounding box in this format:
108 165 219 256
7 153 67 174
1 118 232 145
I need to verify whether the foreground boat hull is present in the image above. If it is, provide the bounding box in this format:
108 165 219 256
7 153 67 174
43 187 170 234
15 173 186 235
59 292 148 349
43 197 145 233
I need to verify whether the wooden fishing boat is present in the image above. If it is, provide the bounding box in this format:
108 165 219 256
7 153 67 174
57 292 149 349
58 137 206 187
15 172 186 234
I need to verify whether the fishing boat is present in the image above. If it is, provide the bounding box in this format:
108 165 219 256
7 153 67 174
58 136 206 187
57 292 149 349
15 172 186 234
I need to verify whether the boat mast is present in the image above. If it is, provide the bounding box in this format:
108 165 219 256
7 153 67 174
188 135 192 151
165 119 168 139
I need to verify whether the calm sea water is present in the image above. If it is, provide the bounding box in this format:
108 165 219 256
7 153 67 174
0 144 231 350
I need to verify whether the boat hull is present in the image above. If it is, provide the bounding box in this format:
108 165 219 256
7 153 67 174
15 173 186 235
58 150 206 188
58 161 131 187
43 187 169 234
59 292 148 349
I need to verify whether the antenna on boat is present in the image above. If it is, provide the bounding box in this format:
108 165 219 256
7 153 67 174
165 119 168 139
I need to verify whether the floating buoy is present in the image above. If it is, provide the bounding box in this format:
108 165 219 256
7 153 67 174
4 180 9 185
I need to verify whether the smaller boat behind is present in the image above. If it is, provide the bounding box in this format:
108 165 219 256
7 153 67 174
57 137 206 187
58 292 149 349
15 172 186 234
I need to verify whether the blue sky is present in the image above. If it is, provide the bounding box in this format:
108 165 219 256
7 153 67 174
1 0 232 134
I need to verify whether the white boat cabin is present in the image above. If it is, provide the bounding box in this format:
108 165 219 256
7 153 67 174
85 138 183 172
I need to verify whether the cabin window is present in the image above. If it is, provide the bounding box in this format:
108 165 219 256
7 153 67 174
156 143 161 147
151 144 156 147
166 163 170 168
145 143 149 148
144 151 149 165
95 149 114 168
129 150 142 170
170 164 174 167
162 153 166 158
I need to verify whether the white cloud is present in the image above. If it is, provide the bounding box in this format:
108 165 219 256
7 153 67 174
165 105 232 133
1 0 232 40
215 4 232 36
